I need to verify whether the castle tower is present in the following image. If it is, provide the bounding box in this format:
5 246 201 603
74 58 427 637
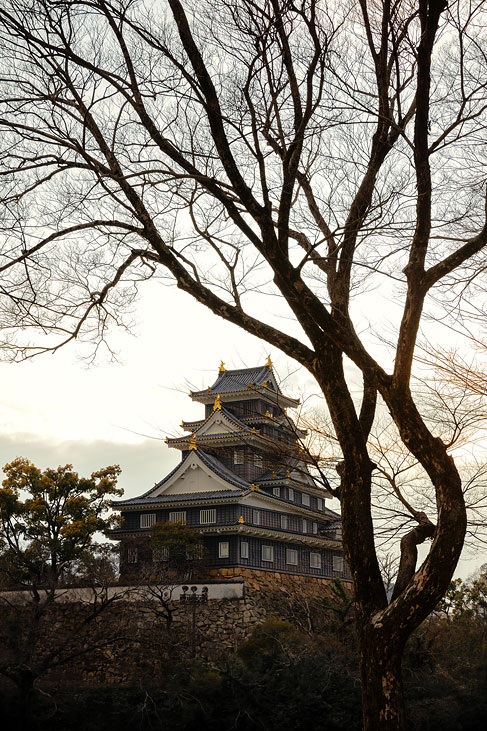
111 361 349 582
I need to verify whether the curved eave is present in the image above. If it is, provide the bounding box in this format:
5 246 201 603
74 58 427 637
112 494 246 512
167 433 268 450
191 386 299 408
107 524 342 550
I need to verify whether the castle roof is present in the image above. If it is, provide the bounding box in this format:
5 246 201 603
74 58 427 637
190 362 300 408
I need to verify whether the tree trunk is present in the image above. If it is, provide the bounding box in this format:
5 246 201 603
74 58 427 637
358 629 407 731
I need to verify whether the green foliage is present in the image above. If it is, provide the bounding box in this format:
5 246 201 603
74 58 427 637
150 520 206 577
0 457 122 588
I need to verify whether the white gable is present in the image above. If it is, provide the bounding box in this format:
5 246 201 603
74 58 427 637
150 453 242 497
195 411 243 436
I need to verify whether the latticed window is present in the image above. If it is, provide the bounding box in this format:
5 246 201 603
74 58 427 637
153 546 169 562
200 508 216 524
280 514 288 530
241 541 249 559
253 510 261 525
127 547 138 564
286 549 298 565
317 497 324 511
310 552 322 569
140 513 156 528
302 518 307 533
312 522 318 534
254 453 263 467
288 488 294 501
273 487 280 497
233 449 245 465
169 511 186 523
262 544 274 562
333 554 344 572
301 493 310 506
219 541 229 558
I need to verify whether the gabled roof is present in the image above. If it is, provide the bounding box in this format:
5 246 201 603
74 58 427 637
112 449 251 507
166 406 259 449
190 363 300 407
209 364 279 393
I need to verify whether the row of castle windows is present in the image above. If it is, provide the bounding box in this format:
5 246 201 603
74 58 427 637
139 510 319 534
127 543 345 573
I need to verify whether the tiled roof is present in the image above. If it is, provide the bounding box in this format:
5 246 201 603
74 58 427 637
113 488 244 506
112 449 251 507
210 365 277 393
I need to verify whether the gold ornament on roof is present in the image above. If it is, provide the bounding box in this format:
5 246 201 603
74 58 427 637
189 434 198 450
265 355 273 369
238 515 245 524
164 436 169 444
265 409 271 417
213 394 222 411
250 483 255 491
286 470 291 478
272 471 277 478
219 360 226 372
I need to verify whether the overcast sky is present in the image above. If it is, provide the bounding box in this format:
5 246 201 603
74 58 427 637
0 280 484 580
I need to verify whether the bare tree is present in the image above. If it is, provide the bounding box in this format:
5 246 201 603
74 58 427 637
1 1 487 728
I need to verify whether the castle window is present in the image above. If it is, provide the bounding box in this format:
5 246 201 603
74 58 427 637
234 449 244 465
333 555 344 572
127 547 138 564
280 514 288 530
262 545 274 562
254 453 263 467
288 488 294 501
302 519 307 533
200 508 216 524
140 513 156 528
286 549 298 565
219 541 230 558
169 511 186 523
241 541 249 559
301 493 310 507
253 510 261 525
153 546 169 562
312 522 318 534
273 487 281 497
310 552 322 569
317 497 324 511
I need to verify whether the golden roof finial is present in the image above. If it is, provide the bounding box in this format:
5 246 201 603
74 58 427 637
265 355 273 369
213 393 222 411
189 434 197 450
250 483 255 491
265 409 271 418
238 515 245 524
219 360 226 373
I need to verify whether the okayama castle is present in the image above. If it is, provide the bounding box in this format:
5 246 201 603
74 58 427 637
111 359 350 582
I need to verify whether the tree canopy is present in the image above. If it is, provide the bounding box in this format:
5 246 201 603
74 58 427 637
0 458 122 588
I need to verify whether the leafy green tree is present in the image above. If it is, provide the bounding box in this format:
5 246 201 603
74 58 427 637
0 458 125 722
0 458 122 589
137 521 207 632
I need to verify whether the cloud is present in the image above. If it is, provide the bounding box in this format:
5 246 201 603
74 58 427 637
0 433 179 499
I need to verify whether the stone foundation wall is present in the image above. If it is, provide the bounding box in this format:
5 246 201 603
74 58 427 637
0 570 350 690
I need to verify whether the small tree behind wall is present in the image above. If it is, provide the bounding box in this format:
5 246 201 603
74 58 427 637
0 458 126 717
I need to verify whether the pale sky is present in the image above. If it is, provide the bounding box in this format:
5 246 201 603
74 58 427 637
0 280 484 580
